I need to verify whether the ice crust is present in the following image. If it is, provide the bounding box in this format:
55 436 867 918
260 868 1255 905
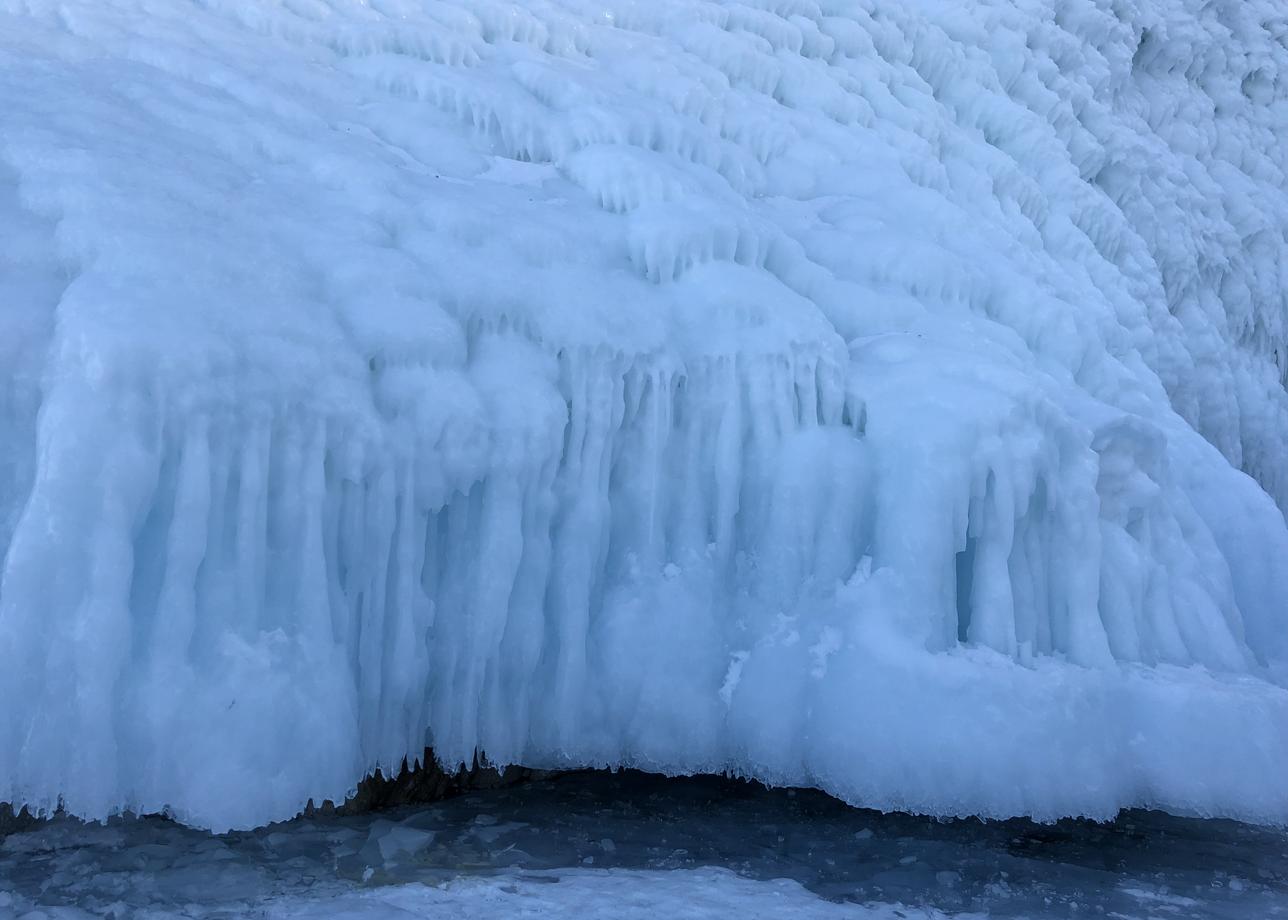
0 0 1286 830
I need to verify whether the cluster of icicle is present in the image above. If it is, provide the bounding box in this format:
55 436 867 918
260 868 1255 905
0 0 1286 830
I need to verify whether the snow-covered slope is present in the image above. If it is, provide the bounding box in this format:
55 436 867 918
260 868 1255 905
1 0 1286 831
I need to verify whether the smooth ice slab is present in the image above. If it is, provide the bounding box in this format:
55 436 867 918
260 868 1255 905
1 0 1287 830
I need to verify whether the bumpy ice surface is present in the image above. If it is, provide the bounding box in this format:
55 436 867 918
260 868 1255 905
1 0 1287 830
3 772 1287 919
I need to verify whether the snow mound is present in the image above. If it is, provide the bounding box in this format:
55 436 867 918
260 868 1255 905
1 0 1287 830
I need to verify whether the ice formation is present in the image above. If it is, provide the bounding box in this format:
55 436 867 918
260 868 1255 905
1 0 1286 831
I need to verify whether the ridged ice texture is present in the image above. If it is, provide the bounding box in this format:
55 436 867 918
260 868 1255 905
1 0 1286 830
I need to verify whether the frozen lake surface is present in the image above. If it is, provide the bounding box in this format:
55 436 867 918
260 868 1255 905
3 771 1285 919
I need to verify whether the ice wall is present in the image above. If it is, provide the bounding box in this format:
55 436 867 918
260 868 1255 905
0 0 1286 830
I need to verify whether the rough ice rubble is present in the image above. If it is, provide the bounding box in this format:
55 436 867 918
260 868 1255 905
0 0 1286 830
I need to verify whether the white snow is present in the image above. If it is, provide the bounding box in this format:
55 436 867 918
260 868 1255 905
1 0 1288 830
260 871 924 920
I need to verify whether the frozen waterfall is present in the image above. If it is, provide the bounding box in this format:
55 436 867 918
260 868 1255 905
0 0 1286 831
